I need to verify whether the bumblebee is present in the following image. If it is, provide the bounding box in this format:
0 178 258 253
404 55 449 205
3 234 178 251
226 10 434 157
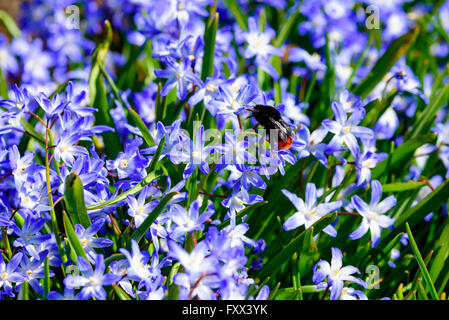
246 104 294 150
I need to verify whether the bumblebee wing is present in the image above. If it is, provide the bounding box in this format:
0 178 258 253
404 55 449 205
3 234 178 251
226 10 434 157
269 117 294 141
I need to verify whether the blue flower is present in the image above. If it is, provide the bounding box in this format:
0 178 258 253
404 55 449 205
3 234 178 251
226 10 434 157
228 165 267 190
12 216 51 259
64 254 121 300
0 85 34 133
188 77 224 114
65 81 96 117
209 79 258 115
106 137 149 180
173 125 214 179
337 89 362 113
35 92 67 119
322 101 374 156
169 239 216 273
296 126 329 167
221 185 263 224
9 145 40 187
169 240 219 299
287 47 326 73
313 247 367 300
350 180 396 247
241 17 283 79
119 240 152 285
125 186 159 228
75 218 113 264
47 288 78 300
0 253 25 298
170 0 210 26
282 183 342 237
17 250 54 296
339 287 368 300
353 138 388 186
214 132 257 171
154 56 202 101
169 200 215 239
54 130 89 166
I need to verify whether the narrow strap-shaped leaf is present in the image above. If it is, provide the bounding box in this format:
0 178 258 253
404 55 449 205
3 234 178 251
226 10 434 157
128 108 156 147
405 222 439 300
394 178 449 230
257 213 337 281
200 12 218 81
62 211 89 262
429 219 449 283
408 82 449 139
382 181 427 193
298 226 319 276
353 26 420 99
88 20 121 158
130 192 178 245
0 9 21 38
112 285 131 300
64 173 92 229
86 170 160 211
0 67 9 100
148 136 166 172
223 0 248 30
372 133 436 180
104 253 126 268
274 7 300 47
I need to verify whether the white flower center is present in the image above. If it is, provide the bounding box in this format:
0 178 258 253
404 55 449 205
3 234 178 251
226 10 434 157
89 277 98 286
206 84 218 92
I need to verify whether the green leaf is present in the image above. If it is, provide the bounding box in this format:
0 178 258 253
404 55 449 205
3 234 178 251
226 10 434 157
64 173 92 229
62 211 89 262
104 254 126 268
372 133 436 180
148 136 166 172
274 8 300 47
361 92 397 127
18 281 30 300
130 192 178 244
216 200 268 230
429 219 449 284
353 26 420 99
223 0 248 30
88 20 121 158
382 181 427 193
394 178 449 230
408 83 449 139
256 213 337 281
298 226 319 276
128 108 156 147
201 12 219 81
0 67 9 100
43 257 50 299
112 285 131 300
405 222 439 300
87 170 160 211
274 286 323 299
0 10 21 38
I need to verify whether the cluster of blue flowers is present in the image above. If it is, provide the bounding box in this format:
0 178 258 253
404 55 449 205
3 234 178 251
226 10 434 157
0 0 448 300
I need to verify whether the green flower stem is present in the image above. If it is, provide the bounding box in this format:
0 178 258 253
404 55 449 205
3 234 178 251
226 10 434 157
45 124 68 265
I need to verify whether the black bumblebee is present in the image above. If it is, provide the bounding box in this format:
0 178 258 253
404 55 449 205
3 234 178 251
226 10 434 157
245 104 294 150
